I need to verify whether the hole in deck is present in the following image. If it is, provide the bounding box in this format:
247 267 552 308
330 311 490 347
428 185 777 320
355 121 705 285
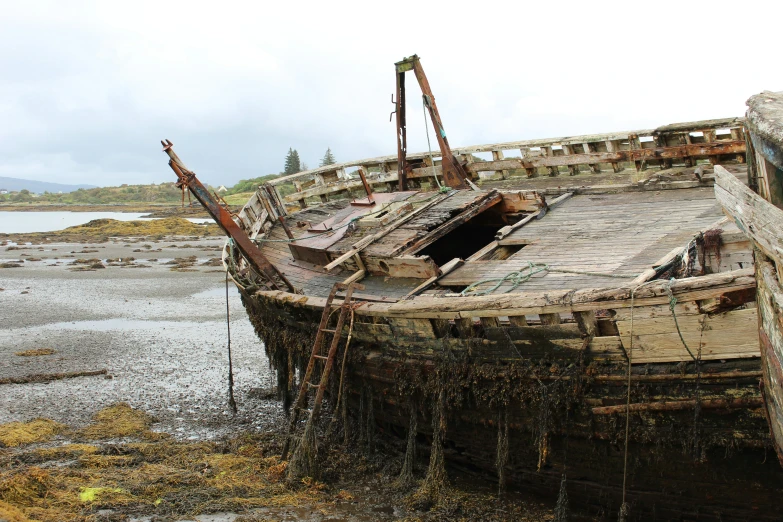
417 206 507 265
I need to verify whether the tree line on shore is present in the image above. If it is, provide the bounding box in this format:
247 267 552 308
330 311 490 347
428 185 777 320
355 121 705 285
0 147 337 204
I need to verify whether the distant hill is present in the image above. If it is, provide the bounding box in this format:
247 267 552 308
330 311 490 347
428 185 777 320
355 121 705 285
0 176 96 194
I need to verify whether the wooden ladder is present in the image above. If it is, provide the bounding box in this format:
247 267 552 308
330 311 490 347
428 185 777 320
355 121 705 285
281 281 363 460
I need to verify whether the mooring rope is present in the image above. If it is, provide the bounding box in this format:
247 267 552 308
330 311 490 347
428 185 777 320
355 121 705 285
664 278 697 362
225 270 238 415
619 277 699 519
461 263 638 296
422 94 443 190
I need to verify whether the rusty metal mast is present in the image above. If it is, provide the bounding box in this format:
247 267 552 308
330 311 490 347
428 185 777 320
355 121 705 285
394 55 471 190
160 139 295 293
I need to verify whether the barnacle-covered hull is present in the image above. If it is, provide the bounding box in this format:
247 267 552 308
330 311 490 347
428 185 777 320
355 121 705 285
238 281 782 520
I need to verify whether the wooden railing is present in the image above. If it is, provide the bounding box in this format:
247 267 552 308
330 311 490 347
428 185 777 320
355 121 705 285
266 117 746 207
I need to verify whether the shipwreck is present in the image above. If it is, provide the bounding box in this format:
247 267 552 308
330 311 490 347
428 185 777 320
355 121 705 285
161 57 783 520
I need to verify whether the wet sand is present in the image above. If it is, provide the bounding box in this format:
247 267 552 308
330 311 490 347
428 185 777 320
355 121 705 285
0 237 274 439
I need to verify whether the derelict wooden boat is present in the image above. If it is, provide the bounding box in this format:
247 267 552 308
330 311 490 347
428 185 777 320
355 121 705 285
161 59 783 520
715 91 783 469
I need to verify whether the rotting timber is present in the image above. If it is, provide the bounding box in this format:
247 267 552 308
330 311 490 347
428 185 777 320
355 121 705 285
162 59 783 520
716 91 783 469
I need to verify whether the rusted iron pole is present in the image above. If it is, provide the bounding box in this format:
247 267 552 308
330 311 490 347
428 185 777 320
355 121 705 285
357 167 375 204
394 72 408 191
161 140 295 293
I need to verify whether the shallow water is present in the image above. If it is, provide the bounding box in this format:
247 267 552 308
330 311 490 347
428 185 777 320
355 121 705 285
0 211 212 233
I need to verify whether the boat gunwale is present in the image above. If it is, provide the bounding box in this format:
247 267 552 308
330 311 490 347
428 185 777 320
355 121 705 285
243 266 755 319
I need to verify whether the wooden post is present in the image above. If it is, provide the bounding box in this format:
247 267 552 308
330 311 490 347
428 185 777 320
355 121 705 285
539 313 561 325
508 315 528 327
456 317 474 337
574 311 597 337
655 134 673 170
544 146 559 176
683 132 694 167
605 140 622 173
492 150 509 179
562 144 579 176
629 134 644 171
731 127 746 163
480 317 500 328
704 130 718 165
520 148 536 177
583 143 601 173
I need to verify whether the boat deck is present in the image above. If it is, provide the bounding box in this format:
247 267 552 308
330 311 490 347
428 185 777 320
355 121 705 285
440 187 729 291
257 202 422 300
256 175 744 300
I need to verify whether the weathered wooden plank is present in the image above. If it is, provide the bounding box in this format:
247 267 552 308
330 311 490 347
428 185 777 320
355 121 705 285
252 268 756 321
363 255 439 279
387 317 437 340
401 191 502 255
499 191 544 212
403 257 465 298
756 254 783 461
617 308 759 363
715 165 783 265
323 191 456 270
466 141 744 172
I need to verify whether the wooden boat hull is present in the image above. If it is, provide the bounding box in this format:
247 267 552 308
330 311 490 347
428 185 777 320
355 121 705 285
214 113 783 518
238 276 783 520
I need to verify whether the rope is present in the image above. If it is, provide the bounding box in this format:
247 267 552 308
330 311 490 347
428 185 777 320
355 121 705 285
461 263 639 296
664 278 697 362
422 95 443 190
619 279 660 519
327 301 365 440
618 276 696 518
225 270 238 415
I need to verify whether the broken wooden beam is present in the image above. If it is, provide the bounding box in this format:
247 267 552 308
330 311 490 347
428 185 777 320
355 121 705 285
324 191 455 271
591 397 762 415
403 257 465 298
402 191 502 255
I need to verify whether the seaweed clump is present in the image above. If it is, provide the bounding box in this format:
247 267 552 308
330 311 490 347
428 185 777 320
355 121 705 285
77 402 166 441
0 419 66 447
0 406 330 522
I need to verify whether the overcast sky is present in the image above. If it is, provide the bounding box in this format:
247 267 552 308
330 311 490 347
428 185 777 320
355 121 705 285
2 0 782 188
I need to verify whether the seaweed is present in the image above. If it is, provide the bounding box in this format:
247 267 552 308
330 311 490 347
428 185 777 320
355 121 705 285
394 403 419 490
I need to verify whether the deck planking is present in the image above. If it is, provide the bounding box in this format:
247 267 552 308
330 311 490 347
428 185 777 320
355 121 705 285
256 184 733 297
439 187 725 291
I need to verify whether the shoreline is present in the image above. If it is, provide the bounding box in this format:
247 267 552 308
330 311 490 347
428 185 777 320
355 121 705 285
0 203 211 218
